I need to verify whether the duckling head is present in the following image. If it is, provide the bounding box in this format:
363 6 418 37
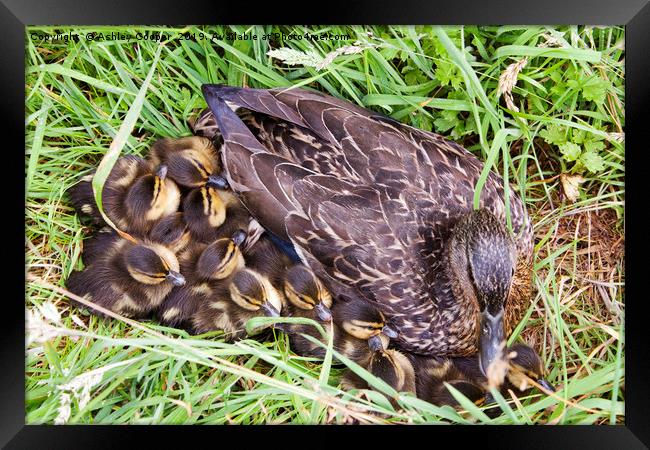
368 348 416 395
124 243 185 286
196 230 247 280
335 300 398 352
505 344 554 393
165 144 219 189
283 265 333 321
125 165 181 223
183 185 227 230
148 212 190 253
228 268 283 318
447 209 517 378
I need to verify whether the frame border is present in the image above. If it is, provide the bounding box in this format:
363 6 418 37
10 1 647 447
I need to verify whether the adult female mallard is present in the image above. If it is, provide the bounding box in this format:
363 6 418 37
200 84 534 375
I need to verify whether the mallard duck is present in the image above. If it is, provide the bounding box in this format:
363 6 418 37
68 155 181 237
66 237 185 318
341 333 416 397
148 136 224 189
190 266 284 339
157 230 247 329
201 85 534 375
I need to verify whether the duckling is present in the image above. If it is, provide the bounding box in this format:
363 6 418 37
148 212 191 254
68 155 181 237
156 230 247 330
501 343 555 394
412 343 554 408
332 299 398 361
341 334 417 397
243 234 292 290
181 179 251 244
410 355 486 407
283 294 397 361
148 136 222 189
66 238 186 319
81 213 190 267
190 267 283 340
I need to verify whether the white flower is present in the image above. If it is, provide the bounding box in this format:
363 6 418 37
54 393 71 425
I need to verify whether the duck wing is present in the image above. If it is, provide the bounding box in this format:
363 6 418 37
205 91 440 349
202 85 532 256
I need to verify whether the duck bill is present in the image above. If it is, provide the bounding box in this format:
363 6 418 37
231 229 247 248
381 325 398 339
537 378 556 392
206 174 230 190
166 270 186 286
314 302 332 322
479 308 506 377
156 165 168 180
261 301 280 318
368 335 385 352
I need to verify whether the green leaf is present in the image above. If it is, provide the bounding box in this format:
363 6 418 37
559 142 582 162
581 76 609 104
571 128 587 144
584 140 605 153
435 60 462 89
580 151 606 173
539 124 567 146
434 110 460 132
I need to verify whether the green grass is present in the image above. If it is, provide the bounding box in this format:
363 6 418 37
25 25 625 424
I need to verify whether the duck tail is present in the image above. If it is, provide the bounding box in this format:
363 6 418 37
201 83 306 128
202 84 302 240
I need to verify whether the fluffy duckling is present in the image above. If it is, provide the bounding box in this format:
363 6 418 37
68 155 181 237
500 344 555 394
341 334 417 397
410 355 486 407
66 238 186 319
332 299 398 360
181 179 251 244
276 265 333 355
190 267 284 340
148 136 222 189
282 293 397 361
81 213 190 266
148 212 191 254
156 230 247 330
412 343 554 408
283 265 333 321
243 234 292 289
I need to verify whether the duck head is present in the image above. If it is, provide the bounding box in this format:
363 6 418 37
162 137 221 188
229 268 283 318
447 209 517 378
505 344 555 393
283 265 333 321
335 300 398 352
183 184 228 232
196 230 247 280
124 243 185 286
125 165 181 223
148 212 190 253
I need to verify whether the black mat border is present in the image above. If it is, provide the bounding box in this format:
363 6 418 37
8 1 648 448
